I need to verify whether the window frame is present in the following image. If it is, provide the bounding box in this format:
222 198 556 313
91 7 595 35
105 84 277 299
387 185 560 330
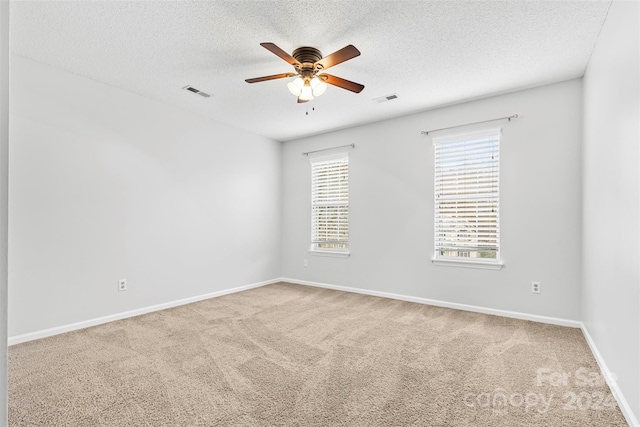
309 152 350 258
432 128 503 270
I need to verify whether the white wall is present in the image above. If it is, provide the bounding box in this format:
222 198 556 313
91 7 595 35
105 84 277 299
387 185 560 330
582 0 639 423
282 79 583 321
0 0 8 424
8 55 281 337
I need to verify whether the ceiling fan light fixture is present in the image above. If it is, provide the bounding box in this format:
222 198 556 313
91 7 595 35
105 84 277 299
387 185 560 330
299 85 314 101
310 77 327 97
287 77 304 96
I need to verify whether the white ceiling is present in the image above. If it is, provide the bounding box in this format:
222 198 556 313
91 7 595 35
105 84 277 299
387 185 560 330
10 1 611 142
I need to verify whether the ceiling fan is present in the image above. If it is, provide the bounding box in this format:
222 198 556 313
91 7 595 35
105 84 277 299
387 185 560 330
245 42 365 103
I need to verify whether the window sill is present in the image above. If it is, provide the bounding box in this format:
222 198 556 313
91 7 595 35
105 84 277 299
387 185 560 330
432 257 503 270
309 250 350 258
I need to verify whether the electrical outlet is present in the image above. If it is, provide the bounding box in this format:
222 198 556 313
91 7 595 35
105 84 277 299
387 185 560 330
118 279 127 292
531 281 541 294
303 259 308 268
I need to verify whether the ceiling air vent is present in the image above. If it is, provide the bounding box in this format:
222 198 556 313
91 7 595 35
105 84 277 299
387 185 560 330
373 93 398 103
183 85 211 98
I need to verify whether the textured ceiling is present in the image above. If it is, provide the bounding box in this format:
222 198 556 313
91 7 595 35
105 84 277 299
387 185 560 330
10 1 611 142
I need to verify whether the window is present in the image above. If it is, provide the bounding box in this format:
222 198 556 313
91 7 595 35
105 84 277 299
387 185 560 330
433 129 501 269
310 152 349 256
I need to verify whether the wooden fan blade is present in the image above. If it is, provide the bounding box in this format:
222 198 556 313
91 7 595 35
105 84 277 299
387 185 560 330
319 74 365 93
297 97 309 103
260 42 300 66
245 73 296 83
315 45 361 70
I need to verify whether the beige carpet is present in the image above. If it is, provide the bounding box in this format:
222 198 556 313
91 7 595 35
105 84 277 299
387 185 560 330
9 282 627 426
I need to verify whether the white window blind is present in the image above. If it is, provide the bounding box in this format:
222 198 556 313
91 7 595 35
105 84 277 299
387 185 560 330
434 129 500 261
310 153 349 253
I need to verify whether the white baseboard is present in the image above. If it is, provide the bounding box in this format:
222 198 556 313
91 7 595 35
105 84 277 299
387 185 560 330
8 278 280 346
282 277 582 328
581 325 639 427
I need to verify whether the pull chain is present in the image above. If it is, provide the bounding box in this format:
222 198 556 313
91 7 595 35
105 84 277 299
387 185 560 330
305 103 316 116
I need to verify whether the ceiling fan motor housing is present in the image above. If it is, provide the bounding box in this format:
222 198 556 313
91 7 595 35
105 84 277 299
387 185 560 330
292 47 323 70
